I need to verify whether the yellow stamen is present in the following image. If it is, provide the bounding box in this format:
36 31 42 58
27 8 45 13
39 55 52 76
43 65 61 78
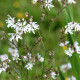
62 46 67 50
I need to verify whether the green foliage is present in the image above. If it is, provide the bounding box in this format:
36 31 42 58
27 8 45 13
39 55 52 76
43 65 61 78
70 53 80 80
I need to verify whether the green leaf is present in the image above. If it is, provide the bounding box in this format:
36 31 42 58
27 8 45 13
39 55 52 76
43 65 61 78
70 53 80 80
59 69 65 80
67 33 73 46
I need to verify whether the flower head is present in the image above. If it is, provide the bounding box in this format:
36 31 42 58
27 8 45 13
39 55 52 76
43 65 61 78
51 72 56 79
25 62 33 70
45 0 54 11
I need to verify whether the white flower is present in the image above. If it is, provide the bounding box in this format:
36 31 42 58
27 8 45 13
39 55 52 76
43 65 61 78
8 47 19 61
26 22 39 34
23 56 28 61
0 54 8 61
8 33 22 42
25 62 33 70
71 76 76 80
0 60 10 74
60 41 69 46
5 15 16 29
27 52 32 60
32 0 38 4
39 57 44 62
67 76 76 80
65 22 80 34
0 68 4 74
51 72 56 79
37 53 44 62
65 48 74 57
74 41 80 54
60 62 72 73
68 0 76 4
6 15 40 42
45 0 54 11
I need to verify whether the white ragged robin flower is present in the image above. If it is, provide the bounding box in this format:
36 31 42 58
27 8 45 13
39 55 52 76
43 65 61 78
68 0 76 4
25 62 34 70
45 0 54 11
50 71 56 79
58 0 76 4
23 52 32 61
60 41 69 50
8 33 22 42
5 15 16 29
60 41 80 57
0 54 8 62
65 47 74 57
32 0 38 4
74 41 80 54
60 62 72 73
65 22 80 34
26 22 39 34
0 62 9 74
60 41 69 47
37 53 44 62
0 54 10 74
6 14 40 42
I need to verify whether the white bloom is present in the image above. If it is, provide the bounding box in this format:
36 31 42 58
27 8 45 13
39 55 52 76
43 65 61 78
8 47 19 61
23 56 28 61
37 53 44 62
27 52 32 60
65 22 80 34
65 48 74 57
60 41 69 46
32 0 37 4
51 72 56 79
3 62 9 69
45 0 54 11
71 76 76 80
39 57 44 62
60 62 72 73
67 76 76 80
68 0 76 4
6 15 40 42
0 68 4 74
0 62 9 74
5 15 16 29
8 33 22 42
74 41 80 54
25 62 33 70
26 22 39 34
23 53 32 62
0 54 8 61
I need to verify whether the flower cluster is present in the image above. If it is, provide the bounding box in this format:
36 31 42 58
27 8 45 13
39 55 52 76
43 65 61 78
0 54 10 74
65 22 80 34
22 52 44 70
32 0 54 11
6 15 39 42
37 53 44 62
58 0 76 4
60 41 80 57
43 71 57 79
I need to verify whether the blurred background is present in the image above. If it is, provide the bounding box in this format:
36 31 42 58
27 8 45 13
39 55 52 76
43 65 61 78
0 0 80 80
